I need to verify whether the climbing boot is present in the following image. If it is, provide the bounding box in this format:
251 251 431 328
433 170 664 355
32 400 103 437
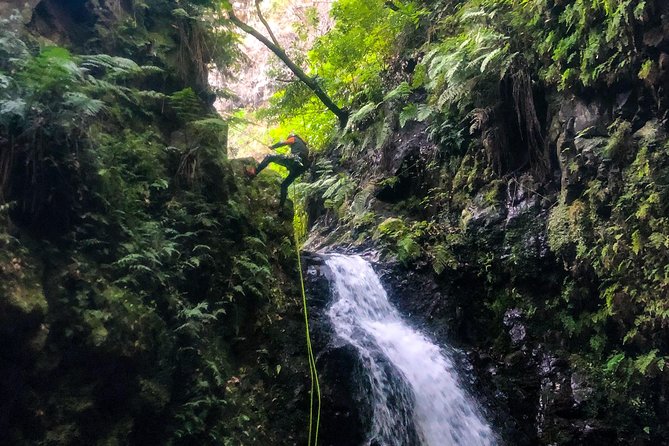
245 166 257 178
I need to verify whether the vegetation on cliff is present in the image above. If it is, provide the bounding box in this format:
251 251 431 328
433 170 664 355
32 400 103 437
258 0 669 443
0 2 308 444
3 0 669 444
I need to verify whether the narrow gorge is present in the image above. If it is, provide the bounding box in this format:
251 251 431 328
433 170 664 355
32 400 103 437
2 0 669 445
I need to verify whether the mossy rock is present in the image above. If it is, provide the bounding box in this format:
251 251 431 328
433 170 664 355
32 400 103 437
0 249 47 320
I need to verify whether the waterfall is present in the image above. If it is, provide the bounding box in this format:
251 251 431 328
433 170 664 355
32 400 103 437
325 254 496 446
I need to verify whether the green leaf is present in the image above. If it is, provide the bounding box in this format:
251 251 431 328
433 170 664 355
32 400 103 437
383 81 412 102
657 358 665 372
63 92 105 116
631 230 643 255
604 352 625 373
348 102 378 126
0 73 11 89
634 349 659 375
416 104 434 122
0 98 26 120
399 103 418 128
172 8 194 19
479 47 503 73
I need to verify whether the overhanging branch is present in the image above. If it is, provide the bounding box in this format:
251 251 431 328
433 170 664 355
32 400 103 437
228 10 349 128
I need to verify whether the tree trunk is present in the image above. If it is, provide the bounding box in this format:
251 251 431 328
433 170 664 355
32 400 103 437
228 11 349 128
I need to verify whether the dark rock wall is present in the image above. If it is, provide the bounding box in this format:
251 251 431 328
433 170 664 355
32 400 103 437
305 69 669 446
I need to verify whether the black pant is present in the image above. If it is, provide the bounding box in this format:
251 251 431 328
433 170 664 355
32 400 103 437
256 154 306 206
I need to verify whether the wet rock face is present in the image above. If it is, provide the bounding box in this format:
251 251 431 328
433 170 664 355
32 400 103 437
375 122 439 204
503 309 527 345
558 96 612 136
532 351 617 446
316 344 372 446
570 371 593 406
28 0 100 44
0 0 40 21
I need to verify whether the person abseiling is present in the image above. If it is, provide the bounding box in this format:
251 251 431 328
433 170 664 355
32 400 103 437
247 133 310 208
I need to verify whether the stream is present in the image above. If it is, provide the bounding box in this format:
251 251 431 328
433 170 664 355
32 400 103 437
324 254 497 446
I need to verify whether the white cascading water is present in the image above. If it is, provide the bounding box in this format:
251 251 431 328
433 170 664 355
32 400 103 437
325 254 497 446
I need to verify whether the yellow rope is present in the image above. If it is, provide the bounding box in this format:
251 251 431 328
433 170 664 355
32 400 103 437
294 230 321 446
287 176 321 445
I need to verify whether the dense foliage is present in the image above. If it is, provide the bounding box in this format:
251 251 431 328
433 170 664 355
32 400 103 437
0 3 307 444
3 0 669 443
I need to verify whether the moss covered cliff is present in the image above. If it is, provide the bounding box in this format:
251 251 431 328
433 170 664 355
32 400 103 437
271 0 669 444
0 1 309 444
4 0 669 444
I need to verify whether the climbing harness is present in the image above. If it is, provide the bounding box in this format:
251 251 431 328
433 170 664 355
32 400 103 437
294 217 321 446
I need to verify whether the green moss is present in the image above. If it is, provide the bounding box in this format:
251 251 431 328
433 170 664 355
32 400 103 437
547 203 573 255
6 280 47 316
0 247 47 317
375 217 407 237
482 180 505 205
605 119 633 163
638 59 654 80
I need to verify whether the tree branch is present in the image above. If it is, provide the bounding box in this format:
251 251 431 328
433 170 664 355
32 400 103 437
228 10 349 128
255 0 280 48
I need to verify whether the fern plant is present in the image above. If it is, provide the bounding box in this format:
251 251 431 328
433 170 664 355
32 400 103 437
421 8 518 112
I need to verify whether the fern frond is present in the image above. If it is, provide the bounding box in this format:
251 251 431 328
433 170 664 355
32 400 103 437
400 103 418 128
375 120 392 149
348 102 378 127
138 65 164 75
63 92 105 116
431 244 458 274
170 88 203 123
134 90 167 101
351 187 373 216
191 117 228 131
461 9 491 21
0 98 27 123
437 82 469 108
87 77 133 102
383 82 413 102
416 104 434 121
81 54 140 74
0 73 11 89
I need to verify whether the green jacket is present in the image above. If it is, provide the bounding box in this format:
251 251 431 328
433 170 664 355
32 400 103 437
269 134 309 160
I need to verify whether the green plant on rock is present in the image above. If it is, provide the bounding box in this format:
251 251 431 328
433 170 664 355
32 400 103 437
422 11 518 112
534 0 649 89
374 217 431 265
429 243 459 274
545 125 669 438
292 160 356 219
